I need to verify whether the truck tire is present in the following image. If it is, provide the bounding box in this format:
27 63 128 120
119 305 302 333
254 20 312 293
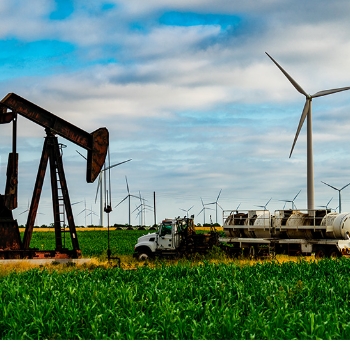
136 249 153 261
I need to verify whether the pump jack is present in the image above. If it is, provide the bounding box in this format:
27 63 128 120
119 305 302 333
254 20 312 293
0 93 109 259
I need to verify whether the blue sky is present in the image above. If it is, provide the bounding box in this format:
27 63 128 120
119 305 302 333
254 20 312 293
2 0 350 227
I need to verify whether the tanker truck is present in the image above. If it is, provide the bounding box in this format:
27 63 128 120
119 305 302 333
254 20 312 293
222 208 350 258
134 209 350 260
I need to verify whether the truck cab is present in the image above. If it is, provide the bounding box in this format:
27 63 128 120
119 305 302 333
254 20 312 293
133 218 182 260
133 216 218 260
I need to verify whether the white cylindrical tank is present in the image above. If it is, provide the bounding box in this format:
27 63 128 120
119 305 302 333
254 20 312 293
253 212 272 238
331 213 350 240
285 211 313 239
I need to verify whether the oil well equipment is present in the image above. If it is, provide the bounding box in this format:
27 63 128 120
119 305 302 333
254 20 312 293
0 92 109 259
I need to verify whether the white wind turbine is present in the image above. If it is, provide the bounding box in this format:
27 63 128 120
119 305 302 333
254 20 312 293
279 190 301 210
94 158 132 227
197 198 214 225
205 189 223 224
266 52 350 211
321 181 350 213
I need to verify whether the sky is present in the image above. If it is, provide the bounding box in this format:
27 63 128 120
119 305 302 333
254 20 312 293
2 0 350 228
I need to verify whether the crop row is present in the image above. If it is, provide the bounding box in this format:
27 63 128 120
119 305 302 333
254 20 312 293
1 258 350 340
26 229 143 257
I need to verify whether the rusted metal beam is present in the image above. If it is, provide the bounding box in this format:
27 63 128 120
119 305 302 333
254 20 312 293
1 93 109 183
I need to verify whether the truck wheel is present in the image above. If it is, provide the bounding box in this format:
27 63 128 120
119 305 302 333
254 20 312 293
137 250 152 261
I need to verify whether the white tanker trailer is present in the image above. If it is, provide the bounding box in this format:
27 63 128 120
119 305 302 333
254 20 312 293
222 208 350 258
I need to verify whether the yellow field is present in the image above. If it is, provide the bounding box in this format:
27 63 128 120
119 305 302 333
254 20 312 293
19 226 224 232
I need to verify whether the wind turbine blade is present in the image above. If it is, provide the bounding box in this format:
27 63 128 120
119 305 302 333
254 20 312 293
76 150 87 160
326 197 333 206
103 159 132 172
289 99 310 158
321 181 339 191
125 176 130 194
130 194 143 200
114 196 128 208
217 189 222 201
312 87 350 98
197 208 204 215
341 182 350 191
294 190 301 201
265 52 308 97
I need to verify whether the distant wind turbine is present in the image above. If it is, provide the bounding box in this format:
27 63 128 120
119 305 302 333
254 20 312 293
77 150 132 227
321 181 350 213
205 189 223 224
266 52 350 211
180 205 194 217
197 198 214 225
319 197 333 212
94 158 132 227
255 198 272 210
279 190 301 210
115 176 142 226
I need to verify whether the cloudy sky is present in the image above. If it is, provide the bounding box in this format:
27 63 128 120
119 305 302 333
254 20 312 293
1 0 350 227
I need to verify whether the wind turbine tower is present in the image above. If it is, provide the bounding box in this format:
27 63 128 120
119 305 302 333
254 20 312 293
266 52 350 211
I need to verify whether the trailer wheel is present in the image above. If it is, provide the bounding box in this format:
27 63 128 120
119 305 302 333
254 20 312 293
315 248 325 259
249 246 256 260
328 248 341 259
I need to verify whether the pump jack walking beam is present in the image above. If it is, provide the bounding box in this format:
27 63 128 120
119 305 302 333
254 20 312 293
1 93 108 183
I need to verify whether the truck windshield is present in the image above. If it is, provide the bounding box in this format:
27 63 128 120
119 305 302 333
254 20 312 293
161 224 172 236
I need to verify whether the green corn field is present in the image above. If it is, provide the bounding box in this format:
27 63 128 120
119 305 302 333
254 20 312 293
1 229 350 340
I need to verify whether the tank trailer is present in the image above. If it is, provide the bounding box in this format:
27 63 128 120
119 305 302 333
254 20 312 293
221 208 350 258
134 209 350 260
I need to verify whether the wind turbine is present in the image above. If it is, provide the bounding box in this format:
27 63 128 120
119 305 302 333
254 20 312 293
77 150 132 227
266 52 350 211
255 198 272 210
114 176 142 226
94 158 132 227
133 191 152 226
279 190 301 210
321 181 350 213
205 189 223 224
180 205 194 217
197 198 214 225
319 197 333 212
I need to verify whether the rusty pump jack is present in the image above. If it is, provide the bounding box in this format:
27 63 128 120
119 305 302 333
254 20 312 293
0 93 109 259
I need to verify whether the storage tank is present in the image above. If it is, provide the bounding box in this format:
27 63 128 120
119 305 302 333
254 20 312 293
223 212 248 238
321 212 350 240
284 211 314 239
252 211 272 238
